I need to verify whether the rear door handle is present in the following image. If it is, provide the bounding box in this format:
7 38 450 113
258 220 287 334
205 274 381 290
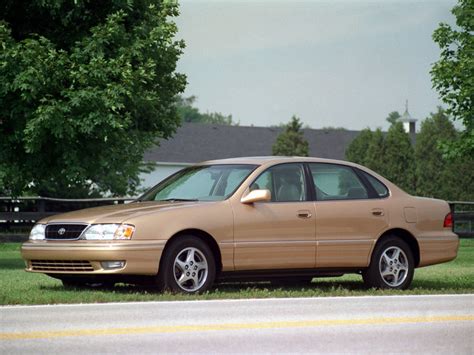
372 208 384 216
297 210 312 219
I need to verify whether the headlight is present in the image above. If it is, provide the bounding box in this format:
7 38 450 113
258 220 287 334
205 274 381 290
82 224 135 240
29 224 46 240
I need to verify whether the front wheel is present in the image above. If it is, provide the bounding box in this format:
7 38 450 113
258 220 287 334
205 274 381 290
363 237 414 290
158 236 216 294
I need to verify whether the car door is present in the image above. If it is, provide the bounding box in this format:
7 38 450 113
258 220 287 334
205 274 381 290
308 163 389 268
231 163 316 270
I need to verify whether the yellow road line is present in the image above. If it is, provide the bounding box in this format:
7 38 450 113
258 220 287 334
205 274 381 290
1 315 473 340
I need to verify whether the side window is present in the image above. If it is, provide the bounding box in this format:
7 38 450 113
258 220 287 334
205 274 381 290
253 164 306 202
361 171 389 198
309 163 368 200
223 168 254 196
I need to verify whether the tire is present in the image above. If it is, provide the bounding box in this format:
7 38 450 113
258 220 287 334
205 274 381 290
158 236 216 294
363 237 414 290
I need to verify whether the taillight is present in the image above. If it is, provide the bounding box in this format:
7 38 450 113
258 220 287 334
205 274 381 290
443 212 453 228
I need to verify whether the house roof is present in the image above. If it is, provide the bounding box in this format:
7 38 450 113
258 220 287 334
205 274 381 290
143 123 360 164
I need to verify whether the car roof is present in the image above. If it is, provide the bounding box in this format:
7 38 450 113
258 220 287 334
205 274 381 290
199 156 357 166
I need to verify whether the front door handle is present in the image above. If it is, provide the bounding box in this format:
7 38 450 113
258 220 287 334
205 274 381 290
372 208 384 216
297 210 312 219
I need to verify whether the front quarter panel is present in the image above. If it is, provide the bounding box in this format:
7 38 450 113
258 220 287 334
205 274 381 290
124 200 235 271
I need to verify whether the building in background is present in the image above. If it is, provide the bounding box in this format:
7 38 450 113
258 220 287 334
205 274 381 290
398 100 417 143
141 100 419 189
140 123 359 189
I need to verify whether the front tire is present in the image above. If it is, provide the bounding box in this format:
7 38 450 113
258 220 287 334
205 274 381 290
363 237 414 290
158 236 216 294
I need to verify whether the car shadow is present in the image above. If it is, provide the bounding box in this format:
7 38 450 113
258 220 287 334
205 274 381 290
38 279 368 294
37 277 468 294
214 279 368 292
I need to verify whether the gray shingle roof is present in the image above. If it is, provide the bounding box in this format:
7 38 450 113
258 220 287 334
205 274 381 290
143 123 360 163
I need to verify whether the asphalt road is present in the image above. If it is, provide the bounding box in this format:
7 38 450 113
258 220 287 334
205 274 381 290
1 294 473 354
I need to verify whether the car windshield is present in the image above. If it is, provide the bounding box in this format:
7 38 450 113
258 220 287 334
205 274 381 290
139 164 257 202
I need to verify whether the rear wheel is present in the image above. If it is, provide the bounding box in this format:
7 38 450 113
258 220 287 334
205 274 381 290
158 236 216 294
363 237 414 290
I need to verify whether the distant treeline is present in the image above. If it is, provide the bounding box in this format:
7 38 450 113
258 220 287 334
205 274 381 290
345 107 474 201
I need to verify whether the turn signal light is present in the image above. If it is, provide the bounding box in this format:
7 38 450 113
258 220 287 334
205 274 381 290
443 212 453 228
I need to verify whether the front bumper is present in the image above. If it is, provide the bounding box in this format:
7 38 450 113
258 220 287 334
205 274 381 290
21 240 166 275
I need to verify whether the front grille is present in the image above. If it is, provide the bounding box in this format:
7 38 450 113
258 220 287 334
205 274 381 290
31 260 94 272
45 224 87 240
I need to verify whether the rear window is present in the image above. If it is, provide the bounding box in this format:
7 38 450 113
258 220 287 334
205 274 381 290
361 171 389 198
309 163 368 200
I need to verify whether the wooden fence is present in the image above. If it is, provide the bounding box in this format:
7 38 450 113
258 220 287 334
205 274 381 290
0 197 134 234
449 201 474 238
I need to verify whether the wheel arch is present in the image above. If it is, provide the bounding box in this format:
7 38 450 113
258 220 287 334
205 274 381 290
161 229 223 275
375 228 420 267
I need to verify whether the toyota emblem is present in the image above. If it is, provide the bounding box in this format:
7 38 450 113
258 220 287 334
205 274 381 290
57 228 66 236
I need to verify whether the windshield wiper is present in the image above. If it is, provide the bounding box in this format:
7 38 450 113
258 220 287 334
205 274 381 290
158 198 199 202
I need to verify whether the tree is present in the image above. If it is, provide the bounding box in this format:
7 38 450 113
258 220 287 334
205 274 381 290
346 123 414 193
386 111 401 126
345 128 373 165
431 0 473 158
176 95 235 125
364 128 386 175
416 107 474 200
346 128 386 175
272 116 309 156
383 122 416 194
0 1 186 197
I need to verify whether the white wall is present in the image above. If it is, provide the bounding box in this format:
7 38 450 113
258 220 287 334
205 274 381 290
139 163 190 190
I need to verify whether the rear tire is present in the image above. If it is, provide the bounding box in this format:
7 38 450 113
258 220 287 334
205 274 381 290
363 237 414 290
158 236 216 294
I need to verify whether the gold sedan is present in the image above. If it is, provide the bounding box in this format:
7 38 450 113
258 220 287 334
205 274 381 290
21 157 459 293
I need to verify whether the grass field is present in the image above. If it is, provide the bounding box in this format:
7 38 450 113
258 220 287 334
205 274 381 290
1 240 473 305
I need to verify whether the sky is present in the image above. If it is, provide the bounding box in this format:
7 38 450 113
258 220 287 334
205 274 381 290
175 0 458 131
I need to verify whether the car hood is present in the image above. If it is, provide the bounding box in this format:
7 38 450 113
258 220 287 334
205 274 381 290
39 201 202 225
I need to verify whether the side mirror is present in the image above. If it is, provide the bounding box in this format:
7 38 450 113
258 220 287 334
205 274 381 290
241 189 271 204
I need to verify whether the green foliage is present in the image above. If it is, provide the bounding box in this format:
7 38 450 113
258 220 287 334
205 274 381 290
176 95 236 125
364 128 386 174
416 107 474 200
272 116 309 157
383 122 416 194
0 1 186 197
345 123 415 194
431 0 474 158
386 111 401 126
346 108 473 200
345 128 373 165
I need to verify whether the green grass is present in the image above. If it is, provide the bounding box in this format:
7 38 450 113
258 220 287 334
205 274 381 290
1 240 473 305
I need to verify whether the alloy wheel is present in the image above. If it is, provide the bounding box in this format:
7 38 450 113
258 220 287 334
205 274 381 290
378 246 409 287
173 247 209 292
